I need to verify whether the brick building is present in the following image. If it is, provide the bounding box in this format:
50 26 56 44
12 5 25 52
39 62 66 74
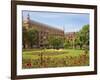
65 32 76 48
65 32 76 41
23 14 64 48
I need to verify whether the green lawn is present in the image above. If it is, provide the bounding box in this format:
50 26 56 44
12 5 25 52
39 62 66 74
22 49 89 68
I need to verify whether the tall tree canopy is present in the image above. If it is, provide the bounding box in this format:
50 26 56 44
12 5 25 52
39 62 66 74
22 27 38 48
75 24 89 49
27 28 38 48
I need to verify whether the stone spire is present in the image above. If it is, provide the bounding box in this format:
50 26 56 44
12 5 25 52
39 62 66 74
27 13 30 21
23 13 30 29
23 13 30 24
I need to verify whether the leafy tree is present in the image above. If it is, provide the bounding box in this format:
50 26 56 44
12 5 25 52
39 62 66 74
22 27 28 48
27 28 38 48
48 36 64 49
64 40 70 49
22 27 38 49
75 24 89 49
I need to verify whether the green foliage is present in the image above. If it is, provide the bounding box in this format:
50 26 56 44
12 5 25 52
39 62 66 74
27 28 38 48
64 40 70 49
22 49 89 68
22 27 38 48
22 27 28 48
48 36 64 49
75 24 89 49
64 24 89 50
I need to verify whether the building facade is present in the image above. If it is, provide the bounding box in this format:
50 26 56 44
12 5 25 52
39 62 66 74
23 15 64 49
65 32 76 41
65 32 76 48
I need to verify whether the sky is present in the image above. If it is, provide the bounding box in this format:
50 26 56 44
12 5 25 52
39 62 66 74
22 11 89 32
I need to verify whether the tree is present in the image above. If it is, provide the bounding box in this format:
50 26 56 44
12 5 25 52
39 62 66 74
64 40 70 49
22 27 28 48
27 28 38 48
48 36 64 49
75 24 89 49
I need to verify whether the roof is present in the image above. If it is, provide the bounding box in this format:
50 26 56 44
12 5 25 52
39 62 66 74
27 19 64 32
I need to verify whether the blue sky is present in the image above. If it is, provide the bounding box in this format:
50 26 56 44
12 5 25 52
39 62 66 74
22 11 89 32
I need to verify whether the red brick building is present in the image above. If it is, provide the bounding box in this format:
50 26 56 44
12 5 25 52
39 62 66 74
23 15 64 48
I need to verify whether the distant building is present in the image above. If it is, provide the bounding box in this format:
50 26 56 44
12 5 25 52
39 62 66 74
65 32 76 48
23 14 64 48
65 32 76 41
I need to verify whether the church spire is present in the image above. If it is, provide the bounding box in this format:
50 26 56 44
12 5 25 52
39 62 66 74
24 13 31 29
27 13 30 21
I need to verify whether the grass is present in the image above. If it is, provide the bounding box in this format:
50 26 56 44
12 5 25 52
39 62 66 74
22 49 89 68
